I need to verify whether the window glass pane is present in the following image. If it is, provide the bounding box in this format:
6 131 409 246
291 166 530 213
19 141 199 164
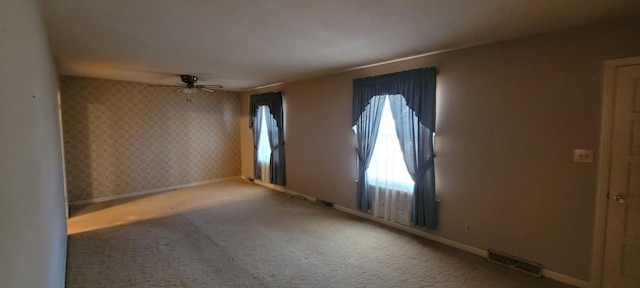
257 107 271 163
367 96 415 192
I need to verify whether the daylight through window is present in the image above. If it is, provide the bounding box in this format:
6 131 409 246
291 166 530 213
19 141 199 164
257 106 272 181
366 95 415 193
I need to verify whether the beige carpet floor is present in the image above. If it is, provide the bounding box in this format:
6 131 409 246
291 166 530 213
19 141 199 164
66 178 573 288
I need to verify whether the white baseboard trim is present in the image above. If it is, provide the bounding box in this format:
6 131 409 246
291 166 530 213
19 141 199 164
540 269 590 288
245 178 590 288
69 176 241 206
240 177 318 202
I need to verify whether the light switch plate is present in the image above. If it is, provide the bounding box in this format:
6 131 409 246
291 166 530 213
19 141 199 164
573 149 594 163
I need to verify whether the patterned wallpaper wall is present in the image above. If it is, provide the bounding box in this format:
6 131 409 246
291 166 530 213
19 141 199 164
60 76 241 202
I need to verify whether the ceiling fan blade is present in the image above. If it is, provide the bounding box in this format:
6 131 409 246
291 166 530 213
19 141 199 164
199 87 217 93
149 84 184 88
149 76 221 93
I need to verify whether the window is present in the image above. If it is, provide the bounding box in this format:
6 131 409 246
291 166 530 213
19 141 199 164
366 95 415 192
352 67 437 229
250 92 286 186
355 95 417 225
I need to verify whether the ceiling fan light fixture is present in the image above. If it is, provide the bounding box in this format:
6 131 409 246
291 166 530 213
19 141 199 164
182 87 196 94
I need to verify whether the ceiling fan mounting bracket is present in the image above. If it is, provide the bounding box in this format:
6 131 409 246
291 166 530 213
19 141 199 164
180 75 198 89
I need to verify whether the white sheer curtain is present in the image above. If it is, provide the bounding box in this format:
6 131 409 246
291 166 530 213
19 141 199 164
257 106 272 182
369 185 413 225
366 95 414 225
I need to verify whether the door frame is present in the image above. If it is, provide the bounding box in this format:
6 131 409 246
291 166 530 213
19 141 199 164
56 90 69 219
592 56 640 288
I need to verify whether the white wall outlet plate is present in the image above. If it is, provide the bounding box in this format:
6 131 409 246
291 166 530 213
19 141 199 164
573 149 594 163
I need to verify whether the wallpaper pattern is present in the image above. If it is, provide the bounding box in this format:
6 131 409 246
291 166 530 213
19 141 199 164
60 76 241 202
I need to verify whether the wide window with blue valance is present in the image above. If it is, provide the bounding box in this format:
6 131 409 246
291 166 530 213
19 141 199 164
250 92 286 186
352 67 437 230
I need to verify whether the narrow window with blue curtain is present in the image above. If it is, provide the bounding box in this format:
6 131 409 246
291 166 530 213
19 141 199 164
250 92 286 186
352 67 437 229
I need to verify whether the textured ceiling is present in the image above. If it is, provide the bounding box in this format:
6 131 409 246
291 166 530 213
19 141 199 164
40 0 640 91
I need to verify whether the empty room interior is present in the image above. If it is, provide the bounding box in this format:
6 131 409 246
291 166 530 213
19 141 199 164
2 1 640 287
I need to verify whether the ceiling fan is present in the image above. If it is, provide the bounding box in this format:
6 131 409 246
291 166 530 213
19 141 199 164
152 75 223 93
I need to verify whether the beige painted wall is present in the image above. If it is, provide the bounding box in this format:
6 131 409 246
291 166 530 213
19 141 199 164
0 0 67 287
60 77 241 202
240 17 640 281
